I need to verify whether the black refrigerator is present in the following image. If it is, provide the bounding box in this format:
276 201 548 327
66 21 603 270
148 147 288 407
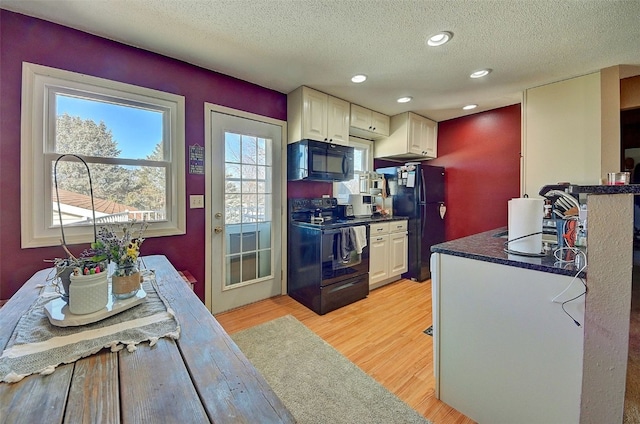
376 163 445 281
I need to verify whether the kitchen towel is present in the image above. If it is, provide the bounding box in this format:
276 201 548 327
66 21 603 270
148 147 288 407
350 226 367 254
508 198 543 254
338 228 353 260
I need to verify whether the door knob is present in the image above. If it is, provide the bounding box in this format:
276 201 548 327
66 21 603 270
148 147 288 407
214 226 223 234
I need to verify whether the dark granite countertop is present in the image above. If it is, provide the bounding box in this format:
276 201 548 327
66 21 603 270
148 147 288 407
291 215 408 230
542 183 640 195
431 227 587 278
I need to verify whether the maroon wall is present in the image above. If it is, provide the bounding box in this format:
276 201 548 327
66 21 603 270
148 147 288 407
429 105 521 240
287 181 333 198
0 10 287 300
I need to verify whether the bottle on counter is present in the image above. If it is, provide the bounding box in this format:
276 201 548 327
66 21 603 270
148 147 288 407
575 225 587 247
543 199 552 219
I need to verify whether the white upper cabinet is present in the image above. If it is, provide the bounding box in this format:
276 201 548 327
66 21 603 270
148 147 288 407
408 112 437 157
302 87 327 141
287 86 350 145
349 104 390 139
326 95 351 144
374 112 437 159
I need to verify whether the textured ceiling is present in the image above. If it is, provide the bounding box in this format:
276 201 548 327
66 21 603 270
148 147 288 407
2 0 640 121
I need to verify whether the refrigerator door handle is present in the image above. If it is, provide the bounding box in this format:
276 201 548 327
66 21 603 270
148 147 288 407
419 168 426 204
421 204 427 237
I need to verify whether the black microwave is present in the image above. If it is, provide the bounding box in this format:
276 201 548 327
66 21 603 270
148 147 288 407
287 139 354 182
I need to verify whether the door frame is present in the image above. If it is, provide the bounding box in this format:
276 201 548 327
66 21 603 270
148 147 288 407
203 103 288 313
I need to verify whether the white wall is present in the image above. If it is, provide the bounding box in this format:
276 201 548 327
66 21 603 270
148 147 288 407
523 73 602 197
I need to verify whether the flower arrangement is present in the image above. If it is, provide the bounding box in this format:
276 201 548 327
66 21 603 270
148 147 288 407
82 220 148 276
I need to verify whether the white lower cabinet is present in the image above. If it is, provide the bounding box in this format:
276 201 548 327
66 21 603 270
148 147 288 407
369 220 408 289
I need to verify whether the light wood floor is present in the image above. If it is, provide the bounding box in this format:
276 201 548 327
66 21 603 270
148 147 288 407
215 278 475 424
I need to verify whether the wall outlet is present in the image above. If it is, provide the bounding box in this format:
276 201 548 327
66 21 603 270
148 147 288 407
189 195 204 209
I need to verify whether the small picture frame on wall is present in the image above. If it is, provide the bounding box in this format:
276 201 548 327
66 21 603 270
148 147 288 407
189 144 204 174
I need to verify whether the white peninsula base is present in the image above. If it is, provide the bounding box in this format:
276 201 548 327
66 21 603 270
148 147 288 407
431 254 586 423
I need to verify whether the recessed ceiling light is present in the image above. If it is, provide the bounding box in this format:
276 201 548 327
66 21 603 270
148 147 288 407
463 104 478 110
351 74 367 83
470 69 492 79
427 31 453 47
397 96 413 103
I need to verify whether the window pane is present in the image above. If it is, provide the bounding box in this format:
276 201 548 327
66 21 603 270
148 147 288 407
225 163 241 180
55 94 164 161
241 180 256 194
226 254 241 286
257 138 267 165
241 224 258 251
225 133 241 163
354 148 364 172
242 194 257 222
242 135 257 164
52 161 166 226
257 194 272 221
225 194 241 224
242 164 257 179
258 250 271 278
226 180 241 193
226 224 241 255
241 252 257 281
258 223 271 249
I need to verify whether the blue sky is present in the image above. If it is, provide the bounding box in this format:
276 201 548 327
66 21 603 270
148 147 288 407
56 95 162 159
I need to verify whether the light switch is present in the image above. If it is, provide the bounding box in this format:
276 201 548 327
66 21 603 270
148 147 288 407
189 195 204 209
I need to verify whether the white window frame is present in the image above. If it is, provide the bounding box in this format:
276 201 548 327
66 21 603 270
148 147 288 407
333 137 374 203
20 62 186 248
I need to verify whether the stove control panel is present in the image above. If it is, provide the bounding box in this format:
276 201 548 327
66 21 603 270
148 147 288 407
290 198 337 212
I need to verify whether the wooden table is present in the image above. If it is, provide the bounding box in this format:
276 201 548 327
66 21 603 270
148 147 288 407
0 255 295 423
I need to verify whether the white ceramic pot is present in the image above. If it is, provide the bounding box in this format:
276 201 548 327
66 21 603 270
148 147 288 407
69 271 109 315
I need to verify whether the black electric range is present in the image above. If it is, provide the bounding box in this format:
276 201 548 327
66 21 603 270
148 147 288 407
287 198 370 315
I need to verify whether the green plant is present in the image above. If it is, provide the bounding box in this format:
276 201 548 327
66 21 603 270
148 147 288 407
82 221 148 274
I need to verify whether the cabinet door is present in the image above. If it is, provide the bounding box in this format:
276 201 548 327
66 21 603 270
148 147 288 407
389 231 408 275
350 104 371 132
407 113 426 155
369 234 389 285
326 96 350 145
371 111 390 136
302 88 328 141
422 117 438 158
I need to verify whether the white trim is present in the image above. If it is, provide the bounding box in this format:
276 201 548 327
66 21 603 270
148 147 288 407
203 103 287 312
20 62 186 248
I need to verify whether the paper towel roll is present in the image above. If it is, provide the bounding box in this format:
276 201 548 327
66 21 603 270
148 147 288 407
508 198 543 254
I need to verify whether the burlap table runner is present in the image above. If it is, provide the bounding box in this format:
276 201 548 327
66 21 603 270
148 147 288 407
0 270 180 383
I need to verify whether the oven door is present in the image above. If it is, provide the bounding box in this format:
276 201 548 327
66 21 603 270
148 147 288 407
320 226 369 286
308 141 354 181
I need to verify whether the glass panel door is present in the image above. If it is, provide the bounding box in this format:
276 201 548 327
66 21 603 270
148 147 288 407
207 109 282 314
224 132 273 287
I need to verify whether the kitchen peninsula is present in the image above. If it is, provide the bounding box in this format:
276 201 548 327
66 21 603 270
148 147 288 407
430 185 640 424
